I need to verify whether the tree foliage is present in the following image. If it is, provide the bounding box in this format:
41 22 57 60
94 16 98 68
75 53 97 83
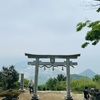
24 78 29 88
77 20 100 48
95 0 100 12
76 0 100 48
40 74 100 92
45 74 66 91
93 74 100 82
0 65 19 90
71 78 96 92
57 74 66 81
46 78 57 90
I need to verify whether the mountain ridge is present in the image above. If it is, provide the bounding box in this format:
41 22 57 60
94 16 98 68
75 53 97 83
79 69 96 78
10 61 97 84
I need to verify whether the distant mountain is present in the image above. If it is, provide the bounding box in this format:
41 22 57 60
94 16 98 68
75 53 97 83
70 74 90 80
14 61 66 85
14 61 97 84
79 69 96 78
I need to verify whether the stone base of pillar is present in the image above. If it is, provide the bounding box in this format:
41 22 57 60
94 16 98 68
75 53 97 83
64 96 73 100
65 98 73 100
19 89 25 92
31 95 39 100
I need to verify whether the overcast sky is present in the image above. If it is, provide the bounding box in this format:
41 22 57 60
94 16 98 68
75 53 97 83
0 0 100 74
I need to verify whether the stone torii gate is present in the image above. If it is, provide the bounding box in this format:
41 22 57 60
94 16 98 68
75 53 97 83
25 53 80 100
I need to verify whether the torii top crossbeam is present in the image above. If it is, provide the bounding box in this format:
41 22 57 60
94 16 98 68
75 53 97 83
25 53 80 59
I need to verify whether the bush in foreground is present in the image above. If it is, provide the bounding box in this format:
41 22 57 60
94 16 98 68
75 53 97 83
0 89 20 100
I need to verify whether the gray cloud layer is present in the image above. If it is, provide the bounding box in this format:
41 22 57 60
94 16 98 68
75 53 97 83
0 0 100 74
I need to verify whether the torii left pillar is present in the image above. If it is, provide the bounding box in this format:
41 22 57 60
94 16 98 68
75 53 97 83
31 58 39 100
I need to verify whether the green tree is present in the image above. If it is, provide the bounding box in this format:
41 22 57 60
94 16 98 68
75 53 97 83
45 74 66 90
0 65 19 90
71 78 96 92
24 78 29 88
76 0 100 48
93 74 100 82
56 81 66 91
57 74 66 81
46 78 57 90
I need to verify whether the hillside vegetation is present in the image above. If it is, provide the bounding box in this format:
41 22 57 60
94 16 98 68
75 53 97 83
38 74 100 93
0 66 100 93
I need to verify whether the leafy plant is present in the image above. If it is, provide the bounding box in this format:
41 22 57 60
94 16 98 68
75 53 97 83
76 20 100 48
24 78 29 88
0 90 20 100
0 65 19 90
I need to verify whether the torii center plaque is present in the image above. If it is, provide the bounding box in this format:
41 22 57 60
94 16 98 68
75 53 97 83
25 53 80 100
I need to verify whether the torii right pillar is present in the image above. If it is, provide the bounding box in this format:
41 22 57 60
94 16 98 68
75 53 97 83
65 58 73 100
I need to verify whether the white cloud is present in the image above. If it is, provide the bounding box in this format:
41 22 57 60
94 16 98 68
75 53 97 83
0 0 100 74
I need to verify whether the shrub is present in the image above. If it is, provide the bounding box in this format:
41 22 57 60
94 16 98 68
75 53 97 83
0 89 20 100
0 87 2 92
56 81 66 91
71 78 97 92
11 82 20 89
24 78 29 88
